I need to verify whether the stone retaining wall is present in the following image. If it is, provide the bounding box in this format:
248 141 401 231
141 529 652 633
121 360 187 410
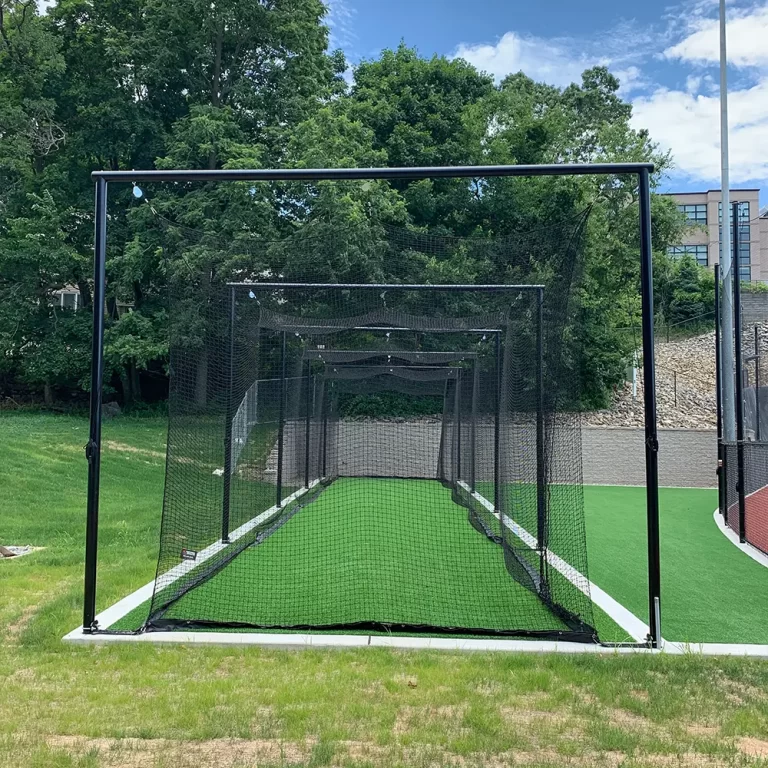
582 427 717 488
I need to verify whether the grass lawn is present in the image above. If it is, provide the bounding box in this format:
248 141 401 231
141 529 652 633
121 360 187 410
5 411 768 767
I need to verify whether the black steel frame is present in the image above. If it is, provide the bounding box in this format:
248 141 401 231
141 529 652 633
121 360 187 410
732 203 747 543
715 265 725 520
83 162 660 647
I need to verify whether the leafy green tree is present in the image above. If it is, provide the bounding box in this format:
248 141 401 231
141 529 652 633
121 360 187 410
0 191 91 402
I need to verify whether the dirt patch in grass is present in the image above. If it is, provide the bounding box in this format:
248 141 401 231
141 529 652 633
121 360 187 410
5 604 38 640
393 704 467 735
47 736 724 768
607 708 653 731
737 737 768 758
47 735 312 767
103 441 166 461
640 755 732 767
713 672 768 705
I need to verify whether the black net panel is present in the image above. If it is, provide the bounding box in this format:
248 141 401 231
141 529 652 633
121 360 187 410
145 216 596 641
721 325 768 555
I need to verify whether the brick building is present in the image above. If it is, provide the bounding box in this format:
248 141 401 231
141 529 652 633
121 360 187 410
661 189 767 282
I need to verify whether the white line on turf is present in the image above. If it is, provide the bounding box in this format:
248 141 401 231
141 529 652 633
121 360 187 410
65 482 319 635
64 479 650 647
457 482 650 643
713 508 768 569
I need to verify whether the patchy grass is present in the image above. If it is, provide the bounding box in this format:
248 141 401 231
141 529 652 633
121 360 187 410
3 412 768 768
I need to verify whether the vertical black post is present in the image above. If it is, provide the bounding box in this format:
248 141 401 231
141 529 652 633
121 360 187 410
455 371 462 481
470 357 478 493
715 265 725 518
276 331 287 507
221 287 236 543
755 325 761 442
321 379 328 478
733 203 747 543
83 177 108 633
304 359 312 488
638 168 661 648
494 331 502 514
535 288 547 572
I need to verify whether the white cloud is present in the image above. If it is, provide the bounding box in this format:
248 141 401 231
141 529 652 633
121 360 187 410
452 26 652 94
614 66 648 95
453 32 591 88
664 4 768 66
324 0 358 54
631 78 768 183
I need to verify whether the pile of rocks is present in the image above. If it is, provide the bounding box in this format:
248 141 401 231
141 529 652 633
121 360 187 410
584 328 722 429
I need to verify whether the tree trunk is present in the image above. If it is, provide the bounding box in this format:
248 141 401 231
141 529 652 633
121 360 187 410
129 361 141 403
43 382 53 406
77 278 93 309
120 368 134 406
195 347 208 408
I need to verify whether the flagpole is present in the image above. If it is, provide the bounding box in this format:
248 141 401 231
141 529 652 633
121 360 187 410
720 0 736 441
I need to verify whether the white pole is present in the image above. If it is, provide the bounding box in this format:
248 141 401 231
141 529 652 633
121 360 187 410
720 0 736 441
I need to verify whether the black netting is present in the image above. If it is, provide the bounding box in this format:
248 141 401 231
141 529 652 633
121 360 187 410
721 324 768 555
139 204 597 641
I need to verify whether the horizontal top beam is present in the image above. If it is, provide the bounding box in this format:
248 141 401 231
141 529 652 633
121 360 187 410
303 350 477 359
93 163 654 183
271 325 502 334
231 282 544 291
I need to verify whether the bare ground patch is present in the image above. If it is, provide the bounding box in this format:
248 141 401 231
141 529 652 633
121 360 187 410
39 736 697 768
103 440 166 460
46 735 312 767
607 708 653 731
5 604 38 641
737 737 768 758
393 704 467 736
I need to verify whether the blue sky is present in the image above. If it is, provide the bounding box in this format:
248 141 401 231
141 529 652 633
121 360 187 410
326 0 768 205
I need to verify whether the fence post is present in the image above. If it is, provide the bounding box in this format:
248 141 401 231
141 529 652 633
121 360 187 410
83 177 108 633
715 265 725 518
638 167 662 649
755 325 761 441
470 357 478 493
733 202 747 543
494 331 502 514
276 331 287 507
535 287 547 581
304 359 312 489
221 286 236 543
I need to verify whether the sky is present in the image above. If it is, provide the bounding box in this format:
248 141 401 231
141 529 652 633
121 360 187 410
325 0 768 205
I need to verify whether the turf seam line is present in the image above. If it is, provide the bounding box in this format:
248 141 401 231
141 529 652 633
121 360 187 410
457 481 650 643
712 508 768 569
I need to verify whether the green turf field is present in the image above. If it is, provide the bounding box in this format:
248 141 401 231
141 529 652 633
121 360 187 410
584 485 768 644
119 477 615 638
109 476 768 645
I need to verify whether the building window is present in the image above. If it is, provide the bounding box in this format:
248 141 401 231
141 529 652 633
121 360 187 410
677 203 708 223
60 292 79 310
718 232 751 281
668 244 708 266
718 201 750 223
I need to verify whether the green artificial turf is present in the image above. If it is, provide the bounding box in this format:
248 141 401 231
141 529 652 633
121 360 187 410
156 478 579 635
584 485 768 644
